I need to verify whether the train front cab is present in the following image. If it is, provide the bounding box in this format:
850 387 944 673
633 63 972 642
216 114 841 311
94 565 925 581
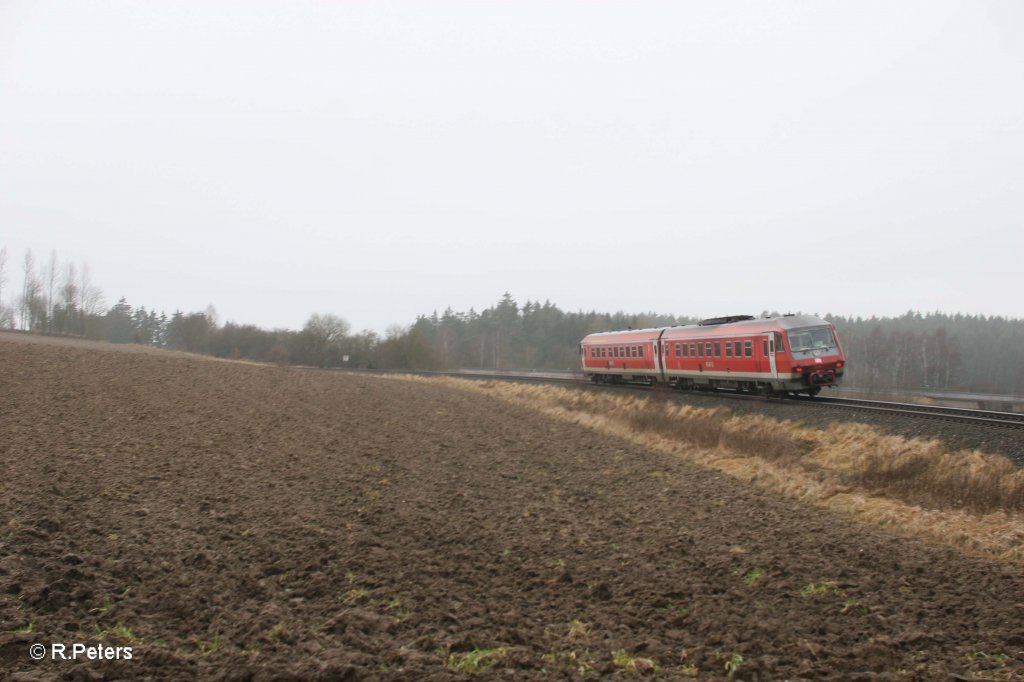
773 322 845 396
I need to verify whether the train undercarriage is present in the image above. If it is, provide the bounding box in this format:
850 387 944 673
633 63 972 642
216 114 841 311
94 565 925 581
588 372 832 397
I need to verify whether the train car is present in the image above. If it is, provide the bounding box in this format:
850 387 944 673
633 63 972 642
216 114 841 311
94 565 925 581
579 327 663 384
580 314 845 396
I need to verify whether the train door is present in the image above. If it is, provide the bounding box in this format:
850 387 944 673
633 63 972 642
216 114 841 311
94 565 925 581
767 334 778 379
656 330 667 382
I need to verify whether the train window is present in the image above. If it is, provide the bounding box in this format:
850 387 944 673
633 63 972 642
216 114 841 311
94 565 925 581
775 333 784 353
638 345 643 357
725 343 732 358
714 342 721 357
762 340 768 356
697 342 703 357
601 347 606 357
769 338 775 353
734 340 742 356
745 340 753 357
674 343 681 358
631 346 637 357
690 342 696 356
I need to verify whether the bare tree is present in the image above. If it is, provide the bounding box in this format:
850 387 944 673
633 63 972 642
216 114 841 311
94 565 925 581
0 245 8 328
44 250 58 333
303 313 351 366
58 261 78 334
77 263 104 336
204 304 219 329
19 250 42 330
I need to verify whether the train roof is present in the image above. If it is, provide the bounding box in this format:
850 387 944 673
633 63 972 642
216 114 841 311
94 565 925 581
582 314 831 341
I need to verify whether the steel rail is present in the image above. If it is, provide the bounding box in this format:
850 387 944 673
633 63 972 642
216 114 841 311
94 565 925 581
310 367 1024 429
434 370 1024 429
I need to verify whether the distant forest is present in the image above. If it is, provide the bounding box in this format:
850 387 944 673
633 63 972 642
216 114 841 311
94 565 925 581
2 247 1022 396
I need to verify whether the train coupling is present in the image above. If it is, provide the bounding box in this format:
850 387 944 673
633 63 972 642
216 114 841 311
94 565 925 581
809 370 836 386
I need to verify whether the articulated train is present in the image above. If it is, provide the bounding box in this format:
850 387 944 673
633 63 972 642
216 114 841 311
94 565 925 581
580 314 845 396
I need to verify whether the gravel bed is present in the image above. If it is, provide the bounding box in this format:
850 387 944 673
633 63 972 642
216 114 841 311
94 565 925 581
585 384 1024 467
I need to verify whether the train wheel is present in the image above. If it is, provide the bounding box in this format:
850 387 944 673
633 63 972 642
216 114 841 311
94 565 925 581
807 386 821 397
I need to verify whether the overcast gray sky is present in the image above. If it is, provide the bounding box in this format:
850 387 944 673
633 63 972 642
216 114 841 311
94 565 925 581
2 1 1022 333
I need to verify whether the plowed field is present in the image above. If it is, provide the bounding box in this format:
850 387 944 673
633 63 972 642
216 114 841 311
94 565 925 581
1 333 1022 680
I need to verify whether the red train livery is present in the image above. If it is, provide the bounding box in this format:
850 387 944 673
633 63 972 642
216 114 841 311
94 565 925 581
579 314 845 396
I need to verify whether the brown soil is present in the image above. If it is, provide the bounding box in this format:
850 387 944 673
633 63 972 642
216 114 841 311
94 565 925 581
1 332 1023 680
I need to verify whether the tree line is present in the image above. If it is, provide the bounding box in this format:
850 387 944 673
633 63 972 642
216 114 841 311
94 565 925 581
2 246 1022 395
827 312 1024 395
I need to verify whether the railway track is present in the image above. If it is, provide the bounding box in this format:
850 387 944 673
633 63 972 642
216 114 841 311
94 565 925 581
398 369 1024 430
801 395 1024 429
314 367 1024 430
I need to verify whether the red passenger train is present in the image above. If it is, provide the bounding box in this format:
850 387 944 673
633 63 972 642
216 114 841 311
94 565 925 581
579 314 845 396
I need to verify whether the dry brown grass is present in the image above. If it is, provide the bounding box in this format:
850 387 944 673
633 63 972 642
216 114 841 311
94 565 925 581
399 377 1024 564
812 423 1024 514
